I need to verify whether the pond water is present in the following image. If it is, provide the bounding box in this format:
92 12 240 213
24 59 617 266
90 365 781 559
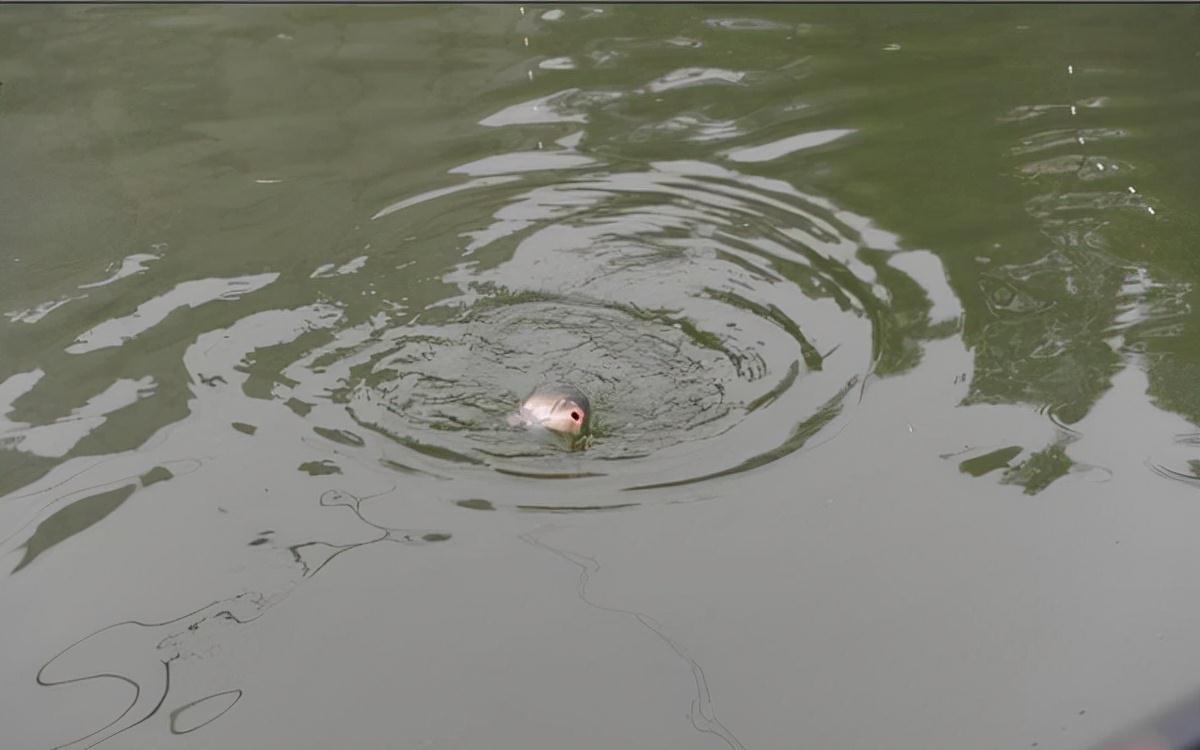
2 5 1200 749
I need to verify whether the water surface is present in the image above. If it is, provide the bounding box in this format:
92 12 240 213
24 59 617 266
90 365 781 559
2 5 1200 749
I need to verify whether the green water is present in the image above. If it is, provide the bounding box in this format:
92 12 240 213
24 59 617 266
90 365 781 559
2 5 1199 749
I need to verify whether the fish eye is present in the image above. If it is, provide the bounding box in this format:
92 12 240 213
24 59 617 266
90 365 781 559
571 411 580 421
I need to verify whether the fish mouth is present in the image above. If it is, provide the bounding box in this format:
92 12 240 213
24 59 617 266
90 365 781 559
548 418 587 437
561 401 588 431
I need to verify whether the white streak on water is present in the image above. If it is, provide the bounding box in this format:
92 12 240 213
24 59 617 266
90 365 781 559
183 304 344 391
450 152 594 177
66 273 279 354
645 67 744 93
0 370 45 419
480 89 589 126
79 253 161 289
555 131 584 149
311 256 368 278
5 296 82 324
724 129 854 163
372 176 521 221
539 57 576 70
0 376 156 458
888 250 964 325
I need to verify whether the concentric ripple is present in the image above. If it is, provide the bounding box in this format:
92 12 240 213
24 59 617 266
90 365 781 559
278 156 930 495
340 299 744 462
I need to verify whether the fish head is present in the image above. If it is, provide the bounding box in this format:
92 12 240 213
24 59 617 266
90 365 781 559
542 395 589 435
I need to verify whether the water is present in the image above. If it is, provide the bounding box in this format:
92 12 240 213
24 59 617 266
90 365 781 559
2 5 1199 748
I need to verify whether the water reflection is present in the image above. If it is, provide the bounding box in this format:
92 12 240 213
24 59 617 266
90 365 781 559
66 274 280 355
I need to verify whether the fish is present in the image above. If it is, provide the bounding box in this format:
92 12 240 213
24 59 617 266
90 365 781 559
507 383 591 435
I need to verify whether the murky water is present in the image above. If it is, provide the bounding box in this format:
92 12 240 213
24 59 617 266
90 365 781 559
2 5 1200 749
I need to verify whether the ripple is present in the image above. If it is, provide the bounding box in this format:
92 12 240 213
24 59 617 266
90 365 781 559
703 17 792 33
5 295 81 325
1010 127 1128 156
630 114 742 144
65 273 279 354
973 77 1183 425
311 255 368 278
340 299 746 461
539 56 576 71
267 155 941 498
724 129 855 163
450 151 595 177
478 88 597 127
0 370 157 458
78 252 160 289
645 67 746 93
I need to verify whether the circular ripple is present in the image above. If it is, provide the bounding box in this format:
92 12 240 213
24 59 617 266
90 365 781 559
342 299 745 462
285 160 895 494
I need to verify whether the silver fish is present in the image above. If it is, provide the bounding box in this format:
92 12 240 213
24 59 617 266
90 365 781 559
507 383 591 435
